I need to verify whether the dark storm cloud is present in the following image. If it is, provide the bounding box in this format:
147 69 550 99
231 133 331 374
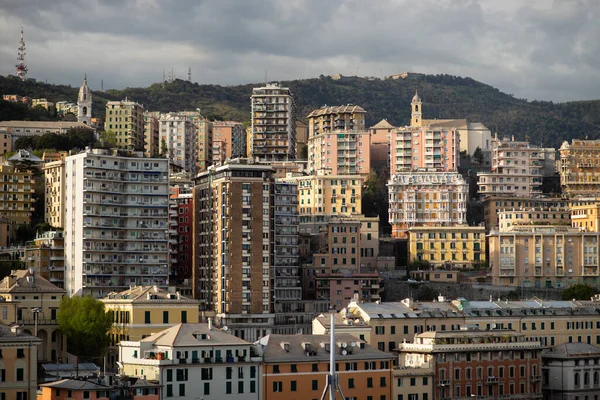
0 0 599 102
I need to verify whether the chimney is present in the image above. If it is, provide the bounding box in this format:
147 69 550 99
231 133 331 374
208 318 212 330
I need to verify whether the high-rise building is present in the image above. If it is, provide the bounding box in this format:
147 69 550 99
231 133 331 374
178 111 212 173
0 162 36 224
559 139 600 197
369 119 395 164
477 136 556 198
158 113 198 174
250 83 296 161
388 171 468 238
143 111 160 158
64 149 170 297
105 99 145 151
43 159 65 228
211 121 247 162
77 75 92 126
307 105 370 175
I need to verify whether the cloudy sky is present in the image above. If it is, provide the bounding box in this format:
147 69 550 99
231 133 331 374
1 0 598 102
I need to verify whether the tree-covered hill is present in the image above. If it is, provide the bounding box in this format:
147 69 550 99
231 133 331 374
2 73 600 149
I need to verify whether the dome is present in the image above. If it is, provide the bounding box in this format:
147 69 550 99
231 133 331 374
412 90 421 103
78 75 91 102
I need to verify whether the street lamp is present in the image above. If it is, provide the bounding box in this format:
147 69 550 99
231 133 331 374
31 307 41 336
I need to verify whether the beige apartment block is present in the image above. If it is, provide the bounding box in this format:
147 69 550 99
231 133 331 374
0 163 36 224
560 139 600 197
158 112 198 174
283 171 363 234
295 119 308 158
388 171 468 238
24 231 65 288
483 195 569 232
31 98 54 109
570 198 600 232
489 225 598 288
307 104 370 175
43 159 65 228
176 111 213 172
250 83 296 161
212 121 246 159
477 136 555 198
497 209 571 232
105 99 145 150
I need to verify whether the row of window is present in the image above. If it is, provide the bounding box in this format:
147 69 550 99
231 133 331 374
273 377 387 392
273 361 390 373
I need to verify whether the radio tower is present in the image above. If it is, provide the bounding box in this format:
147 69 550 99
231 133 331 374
16 27 28 81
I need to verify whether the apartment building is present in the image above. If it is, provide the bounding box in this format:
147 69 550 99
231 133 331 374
369 119 395 164
559 139 600 197
542 342 600 400
483 195 570 232
38 377 160 400
170 191 193 288
283 171 363 234
0 163 36 224
1 131 11 154
570 198 600 232
408 226 486 268
398 328 543 399
0 269 65 362
105 99 145 150
258 333 394 400
43 159 65 228
497 209 571 232
119 323 261 400
250 83 296 161
212 121 247 161
409 269 459 283
23 230 65 288
477 136 555 197
295 120 308 159
307 105 370 175
64 149 170 297
388 171 468 239
0 324 42 400
489 224 600 288
101 285 200 366
193 160 275 341
143 111 160 157
2 94 30 104
312 270 381 309
175 111 213 172
32 98 55 109
159 113 198 174
458 121 492 157
0 121 91 148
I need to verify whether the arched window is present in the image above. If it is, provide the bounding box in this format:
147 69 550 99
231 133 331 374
83 94 87 101
594 371 599 385
575 372 580 387
415 105 419 112
51 330 57 342
584 371 590 385
83 106 88 115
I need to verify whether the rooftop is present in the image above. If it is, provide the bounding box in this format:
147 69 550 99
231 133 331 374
0 121 91 129
102 285 199 304
544 342 600 359
370 119 395 130
307 105 367 118
140 323 251 347
0 269 65 294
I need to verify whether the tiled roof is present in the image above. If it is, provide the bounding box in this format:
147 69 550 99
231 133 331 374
141 323 251 347
370 119 395 129
0 269 65 293
545 342 600 358
307 105 367 118
41 379 107 390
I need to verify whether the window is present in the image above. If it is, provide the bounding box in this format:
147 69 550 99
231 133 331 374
83 391 90 399
16 368 24 381
313 380 319 390
349 378 355 388
250 381 256 393
166 370 173 382
291 381 297 392
226 382 232 394
238 381 244 394
16 349 25 358
368 377 373 388
273 381 283 392
166 385 173 397
203 382 210 395
312 364 319 372
179 384 185 396
273 365 280 374
410 378 416 386
181 311 187 323
251 366 256 378
226 367 232 379
423 377 428 385
291 364 298 373
380 377 387 387
144 311 150 324
163 311 169 323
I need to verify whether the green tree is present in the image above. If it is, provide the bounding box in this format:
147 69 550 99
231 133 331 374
58 296 112 368
160 138 168 157
97 130 116 149
473 146 484 165
561 284 597 301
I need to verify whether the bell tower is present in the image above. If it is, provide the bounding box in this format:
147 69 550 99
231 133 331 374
411 90 422 127
77 74 92 125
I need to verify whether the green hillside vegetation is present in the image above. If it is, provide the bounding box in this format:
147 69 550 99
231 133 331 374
2 73 600 149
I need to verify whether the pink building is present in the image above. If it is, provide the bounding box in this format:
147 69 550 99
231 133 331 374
390 92 462 174
316 270 381 310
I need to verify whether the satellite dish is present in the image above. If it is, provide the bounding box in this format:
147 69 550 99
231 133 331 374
223 326 228 331
342 342 348 348
341 350 348 355
351 342 356 347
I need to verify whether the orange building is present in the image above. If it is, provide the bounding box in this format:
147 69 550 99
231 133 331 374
0 323 42 400
259 333 394 400
37 378 160 400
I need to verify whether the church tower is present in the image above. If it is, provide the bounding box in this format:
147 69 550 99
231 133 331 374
411 90 422 127
77 75 92 125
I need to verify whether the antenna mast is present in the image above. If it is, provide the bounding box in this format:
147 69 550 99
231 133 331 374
16 26 28 81
320 310 346 400
187 67 192 82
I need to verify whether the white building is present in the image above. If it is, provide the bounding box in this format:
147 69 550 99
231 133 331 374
77 75 92 126
64 149 170 297
388 171 468 238
159 113 198 174
118 322 262 399
457 122 492 156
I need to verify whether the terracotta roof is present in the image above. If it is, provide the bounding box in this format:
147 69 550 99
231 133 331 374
0 269 65 293
307 105 367 118
370 119 395 129
141 323 251 347
40 379 106 391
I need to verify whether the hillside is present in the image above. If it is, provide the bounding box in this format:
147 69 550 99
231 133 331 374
2 73 600 149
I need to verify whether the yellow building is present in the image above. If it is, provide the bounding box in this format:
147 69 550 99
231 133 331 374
31 98 54 110
105 100 145 150
43 159 65 228
0 323 41 400
559 139 600 196
409 269 459 283
0 163 36 224
283 171 363 234
497 208 571 232
408 226 486 268
483 195 570 232
0 269 66 362
570 198 600 232
489 225 597 288
101 285 200 366
24 231 64 288
0 131 11 154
